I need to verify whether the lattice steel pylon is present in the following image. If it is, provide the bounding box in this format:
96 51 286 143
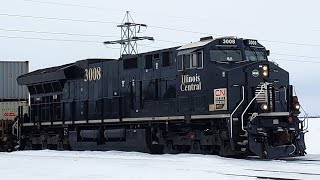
104 11 154 57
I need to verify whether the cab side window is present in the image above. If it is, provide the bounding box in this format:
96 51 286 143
177 51 203 71
177 55 183 71
162 52 170 67
197 51 203 68
184 54 191 69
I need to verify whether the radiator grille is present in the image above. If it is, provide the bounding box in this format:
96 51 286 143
255 82 273 109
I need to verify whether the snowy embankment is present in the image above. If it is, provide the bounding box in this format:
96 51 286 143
0 119 319 180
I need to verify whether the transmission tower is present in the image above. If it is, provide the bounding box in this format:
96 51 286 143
104 11 154 57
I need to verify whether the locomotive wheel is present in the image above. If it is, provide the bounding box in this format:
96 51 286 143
25 140 33 150
163 140 179 154
219 141 240 157
57 141 64 151
148 144 163 154
189 141 202 154
41 141 48 150
219 141 232 157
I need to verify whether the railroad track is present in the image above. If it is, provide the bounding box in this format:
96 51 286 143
221 173 302 180
278 156 320 165
220 167 320 179
239 156 320 179
245 168 320 176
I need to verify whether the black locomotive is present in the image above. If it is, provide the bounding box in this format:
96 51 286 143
16 36 306 159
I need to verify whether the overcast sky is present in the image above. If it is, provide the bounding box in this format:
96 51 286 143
1 0 319 115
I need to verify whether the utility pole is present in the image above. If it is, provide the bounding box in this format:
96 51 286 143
104 11 154 57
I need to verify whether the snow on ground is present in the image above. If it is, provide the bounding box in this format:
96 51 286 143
305 118 320 154
0 119 319 180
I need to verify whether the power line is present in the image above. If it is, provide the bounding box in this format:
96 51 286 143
0 34 116 47
0 13 119 25
272 53 320 59
12 0 320 48
15 0 320 47
1 27 319 59
1 12 320 48
148 25 214 36
19 0 202 21
0 34 319 64
153 39 185 44
23 0 320 34
272 58 320 64
21 0 125 12
262 40 320 47
0 28 118 38
0 34 164 50
0 27 184 44
0 27 318 63
0 27 319 63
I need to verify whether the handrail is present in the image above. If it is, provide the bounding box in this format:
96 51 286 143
300 105 309 132
230 86 245 138
303 114 309 132
283 86 287 103
241 82 270 132
289 144 297 155
292 86 309 132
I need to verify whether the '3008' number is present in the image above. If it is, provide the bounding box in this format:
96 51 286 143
222 39 236 44
84 67 102 81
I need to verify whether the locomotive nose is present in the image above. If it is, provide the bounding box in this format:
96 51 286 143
240 61 306 158
244 61 290 113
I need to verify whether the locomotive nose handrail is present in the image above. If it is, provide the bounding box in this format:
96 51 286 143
300 105 309 132
241 82 270 132
230 86 245 138
302 114 309 132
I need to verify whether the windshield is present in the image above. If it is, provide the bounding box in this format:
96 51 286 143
210 50 242 61
245 50 267 61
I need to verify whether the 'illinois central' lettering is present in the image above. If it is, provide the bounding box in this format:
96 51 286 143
180 74 202 92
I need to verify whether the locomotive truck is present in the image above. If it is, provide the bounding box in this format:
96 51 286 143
15 36 306 159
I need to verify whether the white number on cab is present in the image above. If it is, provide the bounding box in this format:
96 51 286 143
223 39 236 44
248 40 257 46
84 67 102 81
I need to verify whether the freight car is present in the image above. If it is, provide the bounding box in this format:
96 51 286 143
0 61 29 151
16 36 306 159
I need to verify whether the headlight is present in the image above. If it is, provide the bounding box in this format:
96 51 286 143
261 104 268 110
263 71 268 77
262 65 269 77
294 103 300 110
262 65 268 71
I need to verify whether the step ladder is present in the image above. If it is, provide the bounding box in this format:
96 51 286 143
237 131 249 152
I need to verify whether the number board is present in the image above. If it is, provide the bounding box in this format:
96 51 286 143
244 39 259 47
219 38 237 45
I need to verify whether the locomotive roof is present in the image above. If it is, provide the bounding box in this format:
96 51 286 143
17 63 79 85
177 36 242 51
177 39 213 51
19 63 75 77
17 58 117 85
